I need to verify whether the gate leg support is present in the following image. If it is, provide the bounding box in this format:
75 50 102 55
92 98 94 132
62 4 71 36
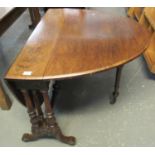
32 90 44 122
110 65 123 104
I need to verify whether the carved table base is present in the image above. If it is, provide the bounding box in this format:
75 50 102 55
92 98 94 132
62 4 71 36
22 114 75 145
7 80 76 145
6 66 124 145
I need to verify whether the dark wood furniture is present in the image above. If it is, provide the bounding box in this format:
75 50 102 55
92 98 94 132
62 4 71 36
0 7 41 35
28 8 41 29
5 9 150 145
0 7 26 109
0 7 26 36
0 7 41 110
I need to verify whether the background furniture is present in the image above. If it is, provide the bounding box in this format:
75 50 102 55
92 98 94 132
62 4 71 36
128 7 155 73
28 8 41 29
127 7 144 21
0 7 26 36
0 7 41 110
0 80 12 110
0 7 26 110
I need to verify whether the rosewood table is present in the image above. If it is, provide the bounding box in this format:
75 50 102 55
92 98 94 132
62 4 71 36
4 9 150 145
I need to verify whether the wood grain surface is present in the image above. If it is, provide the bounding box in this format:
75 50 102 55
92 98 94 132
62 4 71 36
5 9 151 80
139 7 155 73
144 7 155 30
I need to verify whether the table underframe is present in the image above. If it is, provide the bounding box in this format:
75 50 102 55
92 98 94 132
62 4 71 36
5 65 123 145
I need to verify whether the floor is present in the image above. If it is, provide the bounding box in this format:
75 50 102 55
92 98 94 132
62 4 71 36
1 8 155 147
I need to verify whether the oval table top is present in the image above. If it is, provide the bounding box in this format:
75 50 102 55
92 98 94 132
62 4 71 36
5 9 151 80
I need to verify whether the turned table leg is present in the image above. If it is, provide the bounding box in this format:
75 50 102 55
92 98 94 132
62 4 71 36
21 89 41 142
32 90 44 121
28 8 41 29
51 81 60 108
41 90 76 145
110 65 123 104
10 80 76 145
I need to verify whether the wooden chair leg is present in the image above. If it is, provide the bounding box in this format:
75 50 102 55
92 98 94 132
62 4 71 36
110 65 123 104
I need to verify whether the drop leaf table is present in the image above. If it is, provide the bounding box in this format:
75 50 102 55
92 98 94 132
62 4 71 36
4 9 151 145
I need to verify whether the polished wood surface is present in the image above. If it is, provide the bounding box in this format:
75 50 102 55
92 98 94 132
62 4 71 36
144 8 155 73
134 8 144 21
5 9 151 80
144 7 155 30
137 7 155 73
127 7 135 17
144 32 155 73
127 7 144 21
139 11 151 30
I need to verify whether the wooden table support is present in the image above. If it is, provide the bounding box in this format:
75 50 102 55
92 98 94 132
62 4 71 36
110 66 123 104
51 81 60 108
8 80 75 145
28 8 41 29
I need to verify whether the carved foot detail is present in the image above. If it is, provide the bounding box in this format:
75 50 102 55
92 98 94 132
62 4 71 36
110 92 119 104
46 118 76 145
21 87 76 145
22 119 76 145
22 133 38 142
57 135 76 145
